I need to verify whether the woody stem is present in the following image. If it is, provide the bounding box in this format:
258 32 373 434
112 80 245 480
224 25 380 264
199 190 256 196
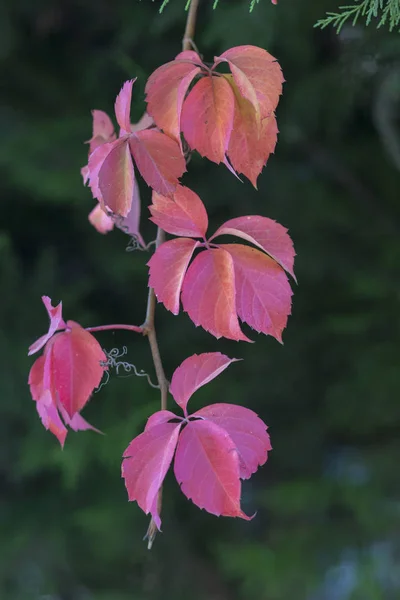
183 0 200 51
143 0 201 549
86 324 143 334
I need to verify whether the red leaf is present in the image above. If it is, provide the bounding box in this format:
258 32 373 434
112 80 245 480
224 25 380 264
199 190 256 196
181 75 235 164
114 79 136 134
221 244 292 342
181 248 251 342
145 61 201 143
210 215 296 280
88 203 115 234
149 186 208 238
214 45 283 118
226 75 278 187
28 296 66 356
174 419 251 519
193 403 271 479
122 422 182 529
98 139 135 218
28 355 46 401
129 129 186 196
51 321 106 418
148 238 199 315
89 110 116 153
170 352 238 414
29 347 100 444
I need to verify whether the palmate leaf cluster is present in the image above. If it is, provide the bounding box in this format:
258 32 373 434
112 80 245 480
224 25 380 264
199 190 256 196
315 0 400 33
2 0 400 598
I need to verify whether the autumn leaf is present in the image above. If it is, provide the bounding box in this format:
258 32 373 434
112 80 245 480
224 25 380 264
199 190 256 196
122 353 269 524
148 189 295 342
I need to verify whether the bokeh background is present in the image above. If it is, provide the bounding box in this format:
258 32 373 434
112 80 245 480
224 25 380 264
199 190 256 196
1 0 400 598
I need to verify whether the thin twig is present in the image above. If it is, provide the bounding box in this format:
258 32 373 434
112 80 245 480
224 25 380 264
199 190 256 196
182 0 200 52
86 324 143 334
143 0 201 549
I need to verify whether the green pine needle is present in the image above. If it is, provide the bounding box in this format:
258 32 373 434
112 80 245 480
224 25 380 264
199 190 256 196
315 0 400 33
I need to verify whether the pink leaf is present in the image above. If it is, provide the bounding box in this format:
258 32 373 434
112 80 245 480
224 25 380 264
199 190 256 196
145 61 201 143
115 79 136 134
36 390 68 448
175 50 206 66
131 112 154 133
181 75 235 164
148 238 200 315
221 244 292 342
170 352 239 414
115 178 145 246
214 45 284 118
193 403 271 480
129 129 186 196
122 422 182 530
149 186 208 238
51 321 106 418
58 403 101 434
89 110 116 153
145 410 180 431
226 75 278 187
28 296 66 356
86 140 118 202
28 355 45 401
181 248 251 342
210 215 296 280
88 203 115 234
174 419 251 519
98 139 135 218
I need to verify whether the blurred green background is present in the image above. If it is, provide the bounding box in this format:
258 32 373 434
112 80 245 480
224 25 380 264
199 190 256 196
1 0 400 598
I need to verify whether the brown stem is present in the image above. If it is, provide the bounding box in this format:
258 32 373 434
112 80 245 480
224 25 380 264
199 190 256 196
183 0 200 52
142 0 201 549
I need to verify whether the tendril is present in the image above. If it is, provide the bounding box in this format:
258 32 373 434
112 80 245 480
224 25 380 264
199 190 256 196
100 346 160 389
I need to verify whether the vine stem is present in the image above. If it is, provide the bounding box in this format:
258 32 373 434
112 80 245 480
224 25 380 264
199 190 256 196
86 324 143 334
183 0 200 51
143 0 201 549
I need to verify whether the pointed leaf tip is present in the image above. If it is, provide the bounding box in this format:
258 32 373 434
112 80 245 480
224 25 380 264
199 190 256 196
28 296 66 356
174 420 251 520
115 79 137 133
122 422 182 529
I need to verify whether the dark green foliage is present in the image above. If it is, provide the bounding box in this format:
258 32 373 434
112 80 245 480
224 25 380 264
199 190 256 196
1 0 399 598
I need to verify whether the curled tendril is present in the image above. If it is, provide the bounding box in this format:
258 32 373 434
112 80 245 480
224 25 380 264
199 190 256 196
99 346 160 390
